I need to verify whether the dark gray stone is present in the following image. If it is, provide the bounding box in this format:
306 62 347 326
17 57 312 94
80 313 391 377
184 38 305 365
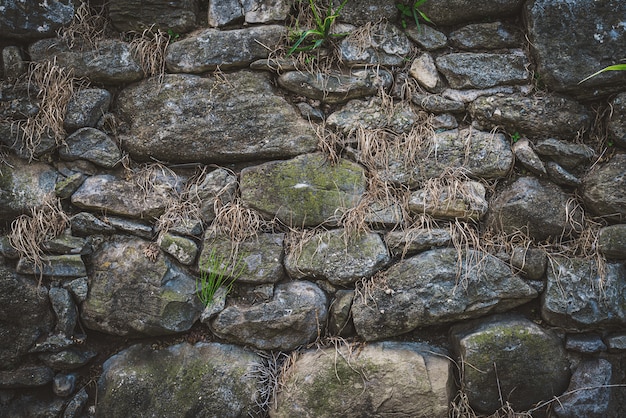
116 72 317 164
63 277 89 304
605 333 626 351
581 153 626 221
534 138 595 170
0 0 74 39
546 162 582 187
278 68 393 104
39 349 97 370
486 177 583 241
98 342 262 417
565 334 607 354
411 93 465 113
405 25 448 50
2 46 27 79
69 212 115 236
208 0 243 27
166 26 285 73
29 38 143 84
338 0 398 25
554 359 612 418
450 314 570 414
598 224 626 259
420 0 524 25
352 248 537 340
211 281 328 351
64 89 111 131
53 373 76 397
510 246 547 280
329 290 355 337
108 0 199 33
60 128 121 168
470 94 592 140
449 22 522 50
608 93 626 148
384 228 451 257
512 138 546 176
0 366 54 388
436 52 530 89
49 287 77 336
525 0 626 98
63 387 88 418
339 22 411 66
16 254 87 278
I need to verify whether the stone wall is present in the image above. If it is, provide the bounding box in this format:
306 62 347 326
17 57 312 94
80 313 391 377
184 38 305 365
1 0 625 417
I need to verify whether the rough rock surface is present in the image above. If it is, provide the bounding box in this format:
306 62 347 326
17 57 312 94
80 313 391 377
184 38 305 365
486 177 582 242
0 0 74 39
436 52 530 89
525 0 626 98
581 154 626 221
327 97 418 134
60 128 121 168
542 257 626 329
210 280 327 351
166 26 284 73
28 39 143 84
284 228 390 286
420 0 524 25
450 314 570 413
240 153 367 226
81 236 202 337
0 155 58 221
116 72 317 163
408 181 488 221
469 94 592 139
534 138 595 170
63 88 111 132
598 225 626 259
271 342 452 418
608 93 626 148
97 342 262 417
449 22 522 50
554 359 612 418
352 248 537 340
339 22 411 66
108 0 199 33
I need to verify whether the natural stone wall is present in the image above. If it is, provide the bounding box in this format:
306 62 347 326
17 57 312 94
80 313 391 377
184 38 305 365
1 0 625 417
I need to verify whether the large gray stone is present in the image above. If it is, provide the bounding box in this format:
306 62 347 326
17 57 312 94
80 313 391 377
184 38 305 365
166 25 284 72
284 228 390 286
469 94 592 140
378 128 513 188
486 177 583 242
351 248 537 340
542 257 626 330
98 342 262 417
408 181 488 222
554 359 612 418
327 97 418 134
339 22 411 66
449 22 522 50
0 260 54 369
450 314 570 414
534 138 595 170
419 0 524 26
338 0 398 25
384 228 451 257
436 52 530 89
63 88 111 131
581 153 626 221
0 0 74 39
108 0 199 33
210 280 328 351
60 128 121 168
208 0 243 27
271 342 453 418
116 72 317 164
16 255 87 278
240 153 367 227
598 224 626 259
81 236 202 337
71 172 183 220
28 38 143 84
278 68 393 104
0 155 58 221
525 0 626 98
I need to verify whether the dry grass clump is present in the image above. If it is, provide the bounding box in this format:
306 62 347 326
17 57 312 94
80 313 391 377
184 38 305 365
57 1 108 50
8 198 69 284
128 26 171 82
247 351 294 416
18 60 84 159
209 198 265 243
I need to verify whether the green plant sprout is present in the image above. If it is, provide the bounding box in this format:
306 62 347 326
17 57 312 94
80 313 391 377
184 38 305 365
196 249 246 307
167 28 180 41
579 62 626 84
510 132 521 143
287 0 349 56
397 0 432 31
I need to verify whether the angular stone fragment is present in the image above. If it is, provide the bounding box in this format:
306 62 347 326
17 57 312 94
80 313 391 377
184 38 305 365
0 365 54 388
98 342 262 417
546 162 582 187
408 181 488 221
60 128 121 168
187 168 237 223
243 0 291 23
542 256 626 329
598 225 626 259
338 0 399 25
81 236 202 337
0 0 74 39
411 93 465 113
486 177 582 241
534 138 595 170
28 39 143 84
379 128 513 188
2 46 26 79
512 138 546 176
352 248 537 340
410 53 442 92
271 342 453 418
285 228 389 286
39 349 97 371
510 246 547 280
199 233 285 284
525 0 626 98
340 22 411 66
116 72 317 164
166 25 284 73
450 314 570 413
449 22 522 50
278 68 393 104
71 173 183 220
565 334 607 354
108 0 199 33
420 0 524 25
64 88 111 131
326 97 417 134
159 233 198 265
210 281 327 350
384 228 451 257
240 153 366 227
581 154 626 221
608 92 626 148
405 25 448 50
554 359 612 418
329 290 355 336
208 0 243 27
436 52 530 89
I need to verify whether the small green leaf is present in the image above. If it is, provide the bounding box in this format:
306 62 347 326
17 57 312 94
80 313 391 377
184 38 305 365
579 63 626 84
